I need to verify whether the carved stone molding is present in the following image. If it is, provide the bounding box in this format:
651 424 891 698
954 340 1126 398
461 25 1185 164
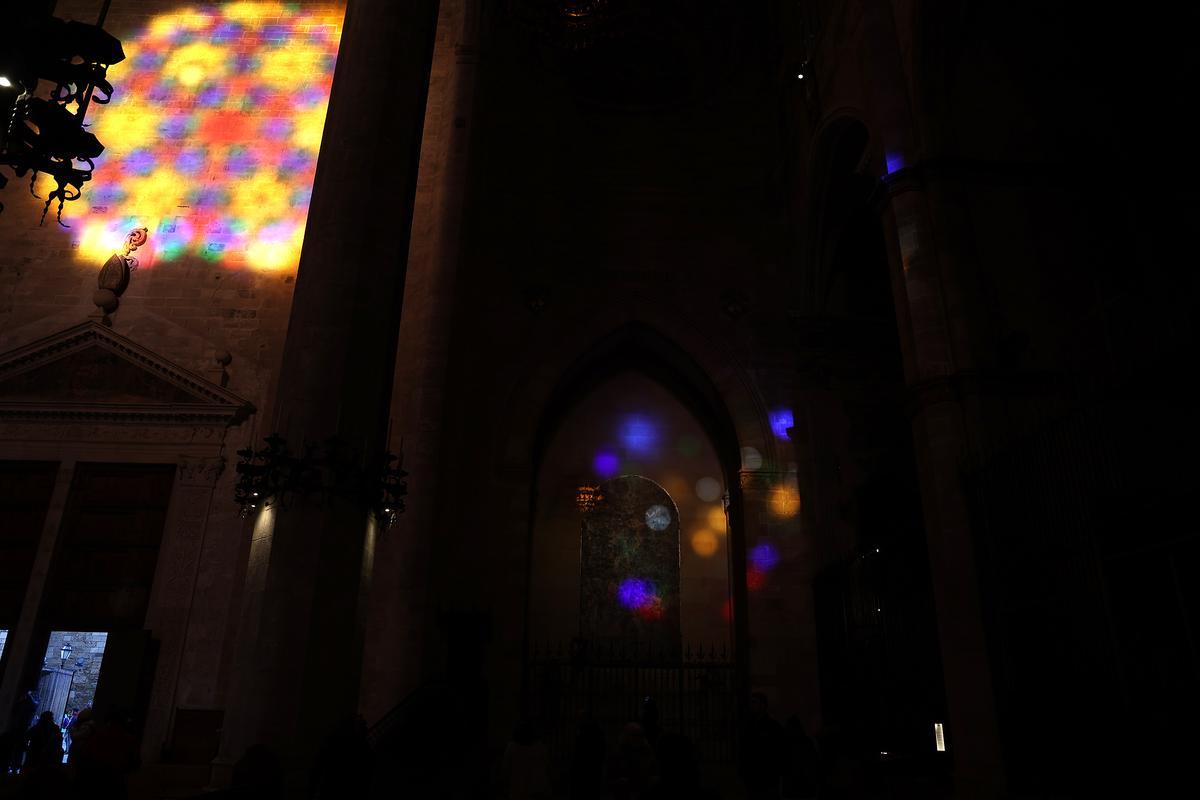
178 455 225 487
0 321 254 430
0 422 228 444
739 469 794 492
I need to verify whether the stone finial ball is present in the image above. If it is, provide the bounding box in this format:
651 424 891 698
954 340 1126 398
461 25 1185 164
93 289 119 313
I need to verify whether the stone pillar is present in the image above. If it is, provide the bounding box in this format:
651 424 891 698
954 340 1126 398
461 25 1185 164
359 0 479 722
216 0 441 787
140 456 224 764
0 460 74 731
881 170 1005 797
859 0 1006 793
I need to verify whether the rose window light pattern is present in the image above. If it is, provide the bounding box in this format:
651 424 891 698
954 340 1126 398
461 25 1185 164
60 3 345 272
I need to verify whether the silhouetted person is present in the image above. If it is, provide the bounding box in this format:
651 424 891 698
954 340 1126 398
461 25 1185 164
780 716 817 799
740 693 783 800
4 690 39 773
570 711 605 799
610 722 656 800
500 718 551 799
75 710 138 800
23 711 63 772
65 707 94 766
311 714 374 798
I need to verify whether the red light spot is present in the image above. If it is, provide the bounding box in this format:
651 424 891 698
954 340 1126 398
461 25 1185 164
747 566 766 591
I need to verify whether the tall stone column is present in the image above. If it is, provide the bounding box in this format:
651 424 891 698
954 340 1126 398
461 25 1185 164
861 1 1006 794
359 0 480 723
140 456 224 764
216 0 441 787
881 171 1005 798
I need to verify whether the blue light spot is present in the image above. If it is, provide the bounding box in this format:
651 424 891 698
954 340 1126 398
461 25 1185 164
749 541 780 572
619 414 659 456
885 152 905 175
617 578 655 610
593 449 619 478
769 408 794 441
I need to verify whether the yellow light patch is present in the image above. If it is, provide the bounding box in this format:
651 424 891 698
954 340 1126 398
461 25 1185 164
691 530 719 557
164 42 232 88
93 102 161 151
706 505 727 533
291 106 329 152
229 171 291 228
768 485 801 518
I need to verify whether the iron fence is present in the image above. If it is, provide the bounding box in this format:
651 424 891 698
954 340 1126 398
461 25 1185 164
527 640 737 769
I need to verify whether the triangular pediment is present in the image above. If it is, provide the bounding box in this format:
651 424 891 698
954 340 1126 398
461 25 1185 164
0 322 253 426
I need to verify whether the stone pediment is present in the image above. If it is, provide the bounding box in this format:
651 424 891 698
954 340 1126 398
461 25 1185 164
0 322 253 427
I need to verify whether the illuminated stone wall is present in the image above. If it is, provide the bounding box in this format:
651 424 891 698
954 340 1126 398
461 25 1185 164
0 1 348 755
0 2 347 416
43 631 108 713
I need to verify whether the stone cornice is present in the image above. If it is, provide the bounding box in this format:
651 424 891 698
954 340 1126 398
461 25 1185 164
0 321 254 430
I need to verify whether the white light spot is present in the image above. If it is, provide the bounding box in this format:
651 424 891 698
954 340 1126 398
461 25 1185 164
695 477 722 503
740 446 763 470
645 504 671 531
0 76 12 88
934 722 945 752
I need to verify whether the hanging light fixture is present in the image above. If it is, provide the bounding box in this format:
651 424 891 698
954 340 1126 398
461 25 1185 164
0 1 125 223
59 640 73 668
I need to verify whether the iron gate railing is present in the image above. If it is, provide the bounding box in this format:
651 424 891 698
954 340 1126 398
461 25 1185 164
527 640 737 768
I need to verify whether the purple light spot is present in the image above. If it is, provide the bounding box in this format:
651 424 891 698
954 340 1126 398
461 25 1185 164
234 53 257 74
175 148 207 175
296 87 325 108
147 82 173 104
885 152 905 175
244 86 274 107
189 186 226 210
617 578 655 611
225 148 258 178
769 408 794 441
123 149 156 176
211 22 243 44
133 51 164 71
593 449 619 478
197 86 227 108
261 24 289 43
89 184 123 205
158 114 192 140
619 414 659 456
279 149 313 174
261 117 292 141
749 541 780 572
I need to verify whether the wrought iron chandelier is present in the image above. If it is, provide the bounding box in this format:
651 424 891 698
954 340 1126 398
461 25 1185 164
234 434 408 530
0 1 124 224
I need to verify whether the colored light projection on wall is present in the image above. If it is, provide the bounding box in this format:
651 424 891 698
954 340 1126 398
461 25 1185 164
67 3 344 271
747 541 780 591
617 577 664 621
769 408 794 440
